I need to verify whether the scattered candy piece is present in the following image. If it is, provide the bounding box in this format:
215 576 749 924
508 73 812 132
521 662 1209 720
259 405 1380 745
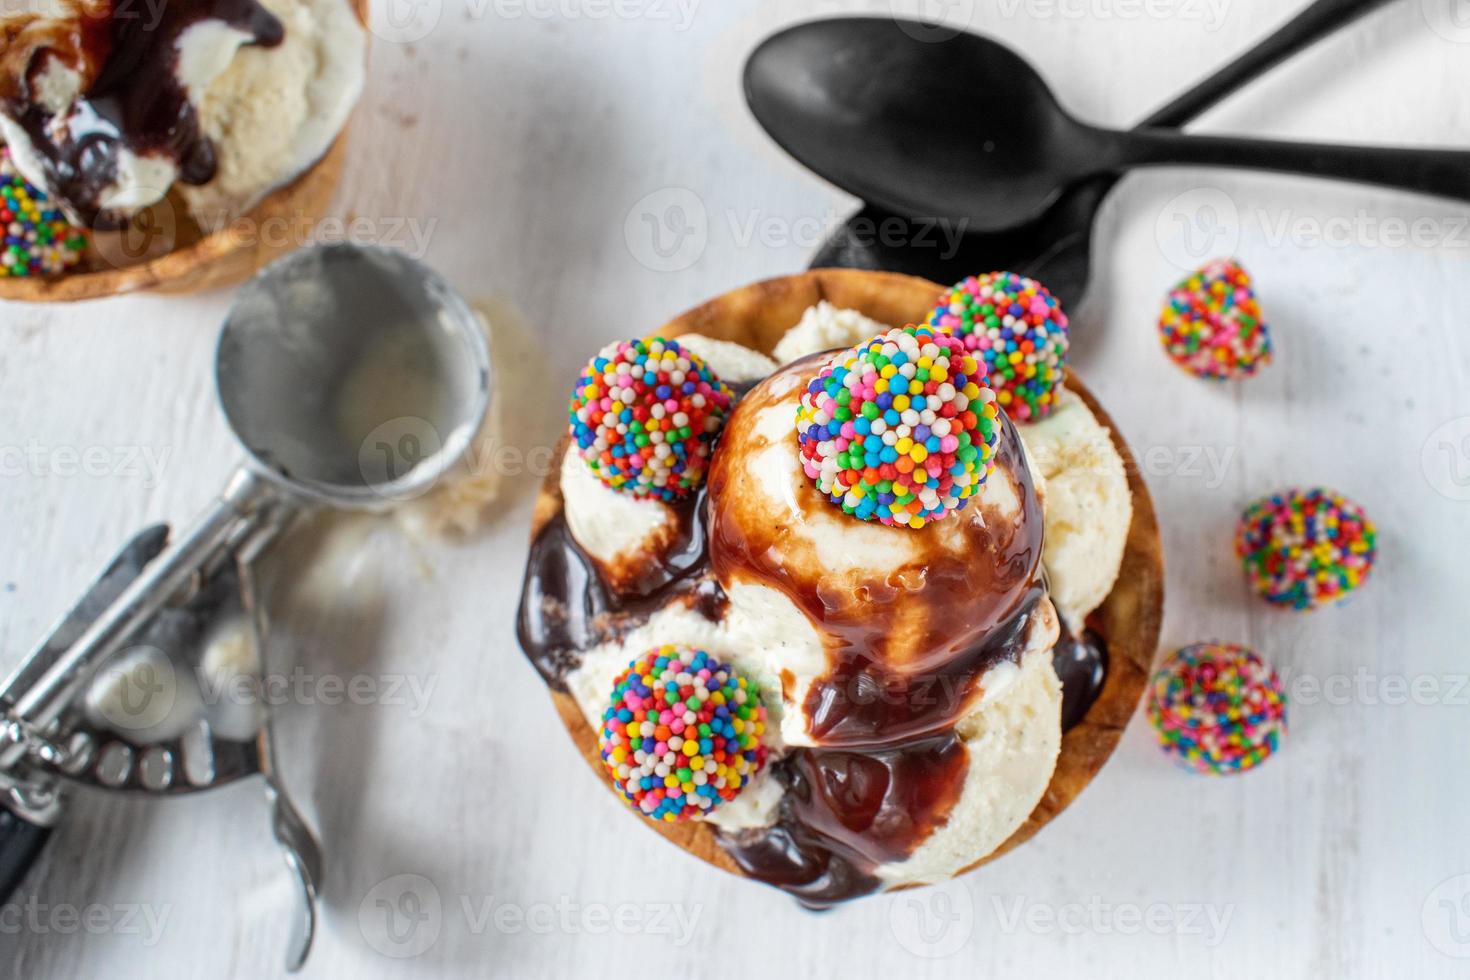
927 271 1069 422
569 337 733 500
1236 487 1377 610
1148 642 1286 775
0 146 87 278
796 324 1000 529
598 645 768 822
1158 258 1272 380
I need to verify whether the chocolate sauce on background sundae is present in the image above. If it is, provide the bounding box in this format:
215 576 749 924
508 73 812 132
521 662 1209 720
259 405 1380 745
0 0 283 224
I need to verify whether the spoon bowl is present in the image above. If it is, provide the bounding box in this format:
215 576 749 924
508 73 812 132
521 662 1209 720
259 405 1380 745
806 0 1396 299
751 13 1469 236
746 17 1087 231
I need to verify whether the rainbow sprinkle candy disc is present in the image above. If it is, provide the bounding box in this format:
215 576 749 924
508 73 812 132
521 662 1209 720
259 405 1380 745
1236 487 1377 610
569 336 733 500
1149 643 1286 775
1 146 87 278
927 271 1069 422
795 324 1000 529
598 645 768 822
1159 258 1272 380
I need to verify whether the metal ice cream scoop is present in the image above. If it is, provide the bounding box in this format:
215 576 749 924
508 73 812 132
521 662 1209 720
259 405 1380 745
0 243 491 970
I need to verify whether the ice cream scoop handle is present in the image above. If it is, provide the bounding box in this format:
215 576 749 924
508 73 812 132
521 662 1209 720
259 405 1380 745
0 468 281 770
0 807 51 901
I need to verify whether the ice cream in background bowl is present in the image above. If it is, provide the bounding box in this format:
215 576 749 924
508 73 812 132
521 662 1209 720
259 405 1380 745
517 269 1163 904
0 0 367 301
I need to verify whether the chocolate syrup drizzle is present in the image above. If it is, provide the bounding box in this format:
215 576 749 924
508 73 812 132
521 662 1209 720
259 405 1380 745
3 0 283 224
516 368 1108 906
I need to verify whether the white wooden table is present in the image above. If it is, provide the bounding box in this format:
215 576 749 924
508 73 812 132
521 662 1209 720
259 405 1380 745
2 0 1470 975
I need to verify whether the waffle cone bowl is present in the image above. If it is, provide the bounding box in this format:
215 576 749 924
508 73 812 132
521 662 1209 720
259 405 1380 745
527 268 1164 890
0 0 366 303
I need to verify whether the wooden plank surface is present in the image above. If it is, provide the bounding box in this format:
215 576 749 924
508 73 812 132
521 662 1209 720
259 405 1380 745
1 0 1469 976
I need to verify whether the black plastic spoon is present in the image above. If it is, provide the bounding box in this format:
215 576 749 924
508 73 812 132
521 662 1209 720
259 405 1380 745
748 12 1460 234
746 1 1402 302
799 0 1398 305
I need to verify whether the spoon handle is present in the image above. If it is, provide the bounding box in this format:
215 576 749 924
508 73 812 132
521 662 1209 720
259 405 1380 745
1142 0 1398 128
1111 129 1470 204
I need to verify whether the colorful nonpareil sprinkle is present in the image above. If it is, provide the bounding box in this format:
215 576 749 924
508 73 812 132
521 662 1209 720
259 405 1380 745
1236 487 1377 610
598 645 768 822
0 146 87 278
795 324 1000 529
927 271 1068 422
569 336 733 500
1149 643 1286 775
1158 258 1272 380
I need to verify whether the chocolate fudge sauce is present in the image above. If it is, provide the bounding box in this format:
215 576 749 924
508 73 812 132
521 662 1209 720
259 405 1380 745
1052 616 1108 732
516 364 1107 906
1 0 283 224
517 488 720 691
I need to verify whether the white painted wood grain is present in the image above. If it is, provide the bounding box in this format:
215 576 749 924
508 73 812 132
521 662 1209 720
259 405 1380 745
2 0 1469 976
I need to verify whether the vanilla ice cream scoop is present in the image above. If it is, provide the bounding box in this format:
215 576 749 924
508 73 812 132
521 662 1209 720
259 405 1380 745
521 333 1066 903
512 264 1162 902
701 354 1061 895
707 354 1050 746
0 0 362 226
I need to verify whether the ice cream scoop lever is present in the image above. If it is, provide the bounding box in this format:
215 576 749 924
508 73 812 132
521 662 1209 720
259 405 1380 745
0 243 491 970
